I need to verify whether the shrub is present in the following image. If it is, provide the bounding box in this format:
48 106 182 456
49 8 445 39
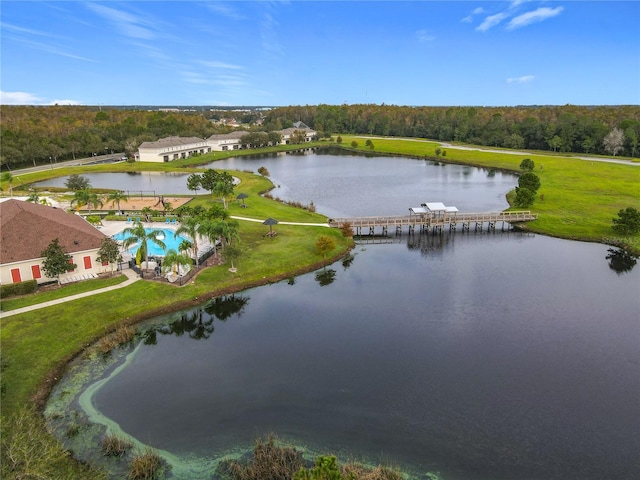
340 221 354 237
514 187 535 208
220 435 304 480
96 325 137 354
336 136 343 144
612 207 640 235
1 280 37 298
102 434 133 457
351 140 359 148
435 148 441 156
128 449 164 480
518 172 541 193
520 158 535 171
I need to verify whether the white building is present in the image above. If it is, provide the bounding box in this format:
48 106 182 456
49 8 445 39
206 131 251 151
137 136 211 163
0 199 113 285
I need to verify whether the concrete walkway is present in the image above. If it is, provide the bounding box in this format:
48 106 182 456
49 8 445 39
230 215 330 227
0 269 141 319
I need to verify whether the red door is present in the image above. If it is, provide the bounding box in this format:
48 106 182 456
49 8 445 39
31 265 42 279
11 268 21 283
83 256 92 270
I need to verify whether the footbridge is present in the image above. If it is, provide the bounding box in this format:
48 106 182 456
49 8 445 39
329 209 537 235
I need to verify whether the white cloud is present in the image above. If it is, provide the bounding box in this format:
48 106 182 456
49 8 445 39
200 61 244 70
0 91 81 105
86 3 155 40
205 2 245 21
506 6 564 30
416 29 436 43
476 12 509 32
507 75 535 84
0 91 44 105
462 7 484 23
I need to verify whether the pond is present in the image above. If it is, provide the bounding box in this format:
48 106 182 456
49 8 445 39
45 151 640 480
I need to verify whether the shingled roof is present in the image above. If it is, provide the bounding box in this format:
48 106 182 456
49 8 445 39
139 136 206 148
0 199 106 264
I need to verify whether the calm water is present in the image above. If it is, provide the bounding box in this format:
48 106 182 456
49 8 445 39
45 151 640 479
204 149 516 217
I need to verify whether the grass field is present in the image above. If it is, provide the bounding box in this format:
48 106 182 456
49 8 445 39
1 137 639 479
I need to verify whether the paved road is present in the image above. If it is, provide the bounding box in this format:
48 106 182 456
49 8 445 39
7 152 127 177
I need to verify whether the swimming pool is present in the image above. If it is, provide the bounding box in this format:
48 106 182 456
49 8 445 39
113 228 188 257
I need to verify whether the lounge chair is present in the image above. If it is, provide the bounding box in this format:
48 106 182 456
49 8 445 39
171 218 177 224
126 217 132 223
135 217 140 222
165 218 171 224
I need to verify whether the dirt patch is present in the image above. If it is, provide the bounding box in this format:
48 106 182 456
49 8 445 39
98 196 192 213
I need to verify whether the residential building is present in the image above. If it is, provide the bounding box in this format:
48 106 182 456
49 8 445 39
206 131 251 151
0 199 110 285
136 136 210 163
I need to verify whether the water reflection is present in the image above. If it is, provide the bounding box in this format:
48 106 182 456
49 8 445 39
143 294 250 343
606 247 638 274
314 268 337 286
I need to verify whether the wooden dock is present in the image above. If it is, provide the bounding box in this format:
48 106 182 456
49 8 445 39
329 211 537 235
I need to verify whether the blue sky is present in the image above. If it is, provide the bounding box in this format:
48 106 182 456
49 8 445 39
1 1 638 106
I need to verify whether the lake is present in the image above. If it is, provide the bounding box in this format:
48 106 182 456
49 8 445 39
45 150 640 480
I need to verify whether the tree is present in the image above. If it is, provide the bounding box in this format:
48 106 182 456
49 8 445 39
603 127 624 156
514 187 535 208
65 174 91 191
547 135 562 152
351 140 358 148
365 139 375 150
504 133 525 150
518 172 541 193
96 237 122 275
186 173 202 196
519 158 535 171
213 180 234 209
176 217 201 267
612 207 640 235
200 169 219 196
257 166 270 177
1 171 14 196
121 221 166 271
162 249 193 275
222 244 241 272
624 127 638 157
106 190 128 212
41 238 75 284
315 235 336 259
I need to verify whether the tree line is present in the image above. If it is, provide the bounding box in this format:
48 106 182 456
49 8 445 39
2 104 639 171
264 104 640 157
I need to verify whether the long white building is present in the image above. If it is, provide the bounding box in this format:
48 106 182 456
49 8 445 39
137 125 316 163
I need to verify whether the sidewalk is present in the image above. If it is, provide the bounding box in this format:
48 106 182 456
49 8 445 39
0 269 141 319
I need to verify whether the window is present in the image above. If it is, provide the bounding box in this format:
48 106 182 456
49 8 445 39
163 155 169 162
68 258 75 272
11 268 21 283
83 256 92 269
31 265 42 279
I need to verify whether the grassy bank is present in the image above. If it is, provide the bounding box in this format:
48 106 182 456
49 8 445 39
2 137 638 478
342 135 640 253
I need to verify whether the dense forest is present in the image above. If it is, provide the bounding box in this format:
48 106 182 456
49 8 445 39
1 104 639 170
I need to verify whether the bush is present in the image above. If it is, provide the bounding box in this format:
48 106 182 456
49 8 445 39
612 207 640 235
128 449 164 480
434 148 441 156
518 172 541 193
351 140 359 148
1 280 37 298
514 187 535 207
221 435 304 480
102 434 133 457
520 158 535 171
336 136 342 144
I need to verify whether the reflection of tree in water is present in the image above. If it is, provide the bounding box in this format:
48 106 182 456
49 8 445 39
142 294 249 343
606 248 638 274
315 268 336 286
341 253 356 270
203 294 250 321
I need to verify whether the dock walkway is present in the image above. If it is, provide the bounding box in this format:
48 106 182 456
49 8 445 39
329 211 537 235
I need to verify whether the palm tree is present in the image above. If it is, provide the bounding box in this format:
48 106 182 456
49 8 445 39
107 190 129 212
196 219 222 257
71 189 103 214
121 221 166 271
218 219 240 247
162 249 193 275
176 216 201 267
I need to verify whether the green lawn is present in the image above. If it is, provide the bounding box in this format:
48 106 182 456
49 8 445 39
342 135 640 252
2 137 639 479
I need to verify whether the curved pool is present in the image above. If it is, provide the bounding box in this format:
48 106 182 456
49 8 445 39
113 228 188 257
